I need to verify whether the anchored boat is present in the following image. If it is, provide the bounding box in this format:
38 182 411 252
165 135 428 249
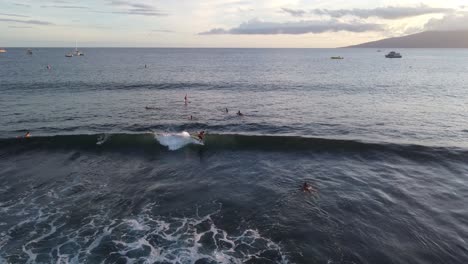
385 51 402 58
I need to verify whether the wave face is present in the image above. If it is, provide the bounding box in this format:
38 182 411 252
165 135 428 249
1 133 466 159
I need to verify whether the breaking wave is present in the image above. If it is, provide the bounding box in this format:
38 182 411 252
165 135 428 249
0 133 466 159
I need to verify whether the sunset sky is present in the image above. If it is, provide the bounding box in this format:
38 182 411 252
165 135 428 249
1 0 467 47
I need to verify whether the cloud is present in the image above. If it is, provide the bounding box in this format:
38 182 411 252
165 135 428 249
8 25 32 28
0 13 29 18
281 8 306 17
199 19 384 35
423 12 468 31
152 29 174 33
0 18 54 25
218 1 251 7
311 5 453 19
14 3 30 7
107 0 166 16
110 10 166 16
109 1 153 9
41 5 88 9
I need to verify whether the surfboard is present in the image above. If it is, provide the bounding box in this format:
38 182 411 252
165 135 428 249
191 135 203 143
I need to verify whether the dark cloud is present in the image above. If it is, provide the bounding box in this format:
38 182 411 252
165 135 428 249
423 12 468 31
281 8 306 17
107 0 166 16
311 5 453 19
41 5 89 9
199 19 384 35
8 25 32 28
0 18 54 25
0 13 29 18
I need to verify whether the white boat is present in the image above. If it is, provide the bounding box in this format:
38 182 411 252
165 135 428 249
74 49 84 56
0 48 6 53
65 52 73 57
385 51 402 58
73 41 84 56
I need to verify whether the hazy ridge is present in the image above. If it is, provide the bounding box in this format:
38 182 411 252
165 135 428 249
346 31 468 48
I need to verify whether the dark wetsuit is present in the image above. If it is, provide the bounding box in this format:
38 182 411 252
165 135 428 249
197 132 205 141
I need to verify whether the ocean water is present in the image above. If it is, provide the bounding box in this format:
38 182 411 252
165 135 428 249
0 48 468 263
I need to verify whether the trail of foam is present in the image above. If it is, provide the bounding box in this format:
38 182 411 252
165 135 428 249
0 186 289 263
102 204 290 264
96 133 110 145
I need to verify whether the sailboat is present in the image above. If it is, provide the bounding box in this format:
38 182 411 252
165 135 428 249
73 41 84 56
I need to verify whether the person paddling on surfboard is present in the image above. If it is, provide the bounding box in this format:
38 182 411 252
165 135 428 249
302 182 315 193
237 110 243 116
184 94 188 105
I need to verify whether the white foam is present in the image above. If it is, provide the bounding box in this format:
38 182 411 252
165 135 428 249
0 186 289 264
96 134 110 145
155 131 204 150
105 209 290 264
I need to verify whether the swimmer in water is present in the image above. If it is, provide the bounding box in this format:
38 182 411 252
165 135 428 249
184 94 188 105
47 65 51 70
197 130 205 141
17 131 31 138
237 110 243 116
302 182 314 193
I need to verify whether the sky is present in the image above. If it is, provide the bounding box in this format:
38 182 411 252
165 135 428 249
0 0 467 47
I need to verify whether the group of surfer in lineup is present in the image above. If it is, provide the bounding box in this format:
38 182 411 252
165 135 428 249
20 92 316 194
183 93 316 194
184 94 243 116
181 94 243 142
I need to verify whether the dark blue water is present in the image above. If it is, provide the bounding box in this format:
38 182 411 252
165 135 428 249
1 48 468 263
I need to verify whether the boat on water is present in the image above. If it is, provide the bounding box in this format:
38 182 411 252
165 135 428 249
27 48 33 55
73 48 84 56
73 41 84 56
331 56 344 60
0 48 6 53
65 52 73 57
385 51 402 58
